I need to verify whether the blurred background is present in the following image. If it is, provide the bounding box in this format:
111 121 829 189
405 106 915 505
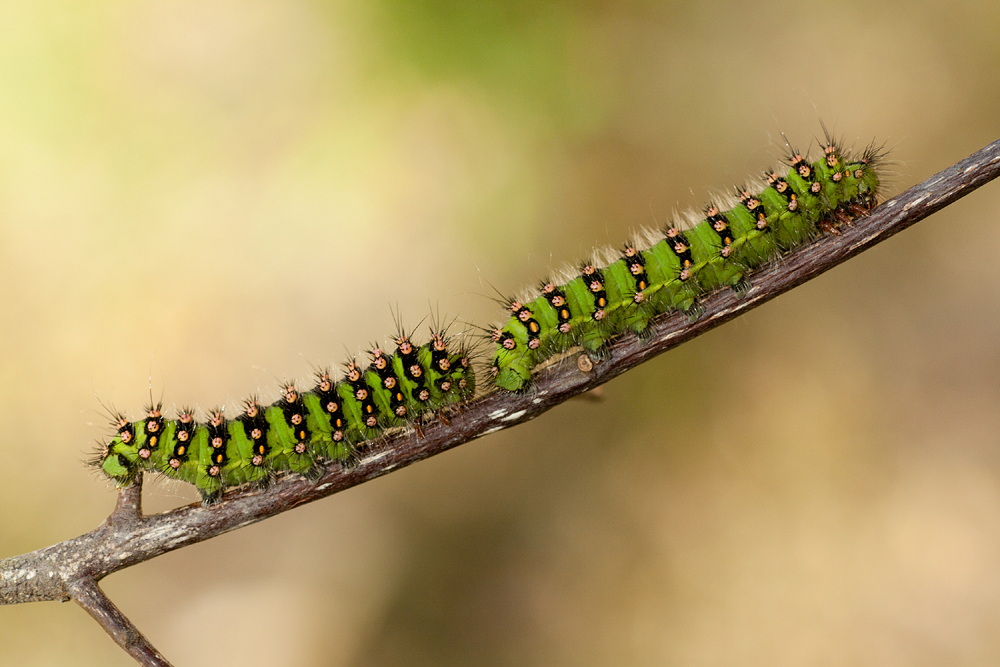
2 1 999 665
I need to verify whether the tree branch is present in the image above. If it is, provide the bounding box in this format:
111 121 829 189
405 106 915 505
2 138 999 665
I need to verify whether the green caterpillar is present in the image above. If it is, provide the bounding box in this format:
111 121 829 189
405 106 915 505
489 134 883 392
94 326 475 503
93 132 883 501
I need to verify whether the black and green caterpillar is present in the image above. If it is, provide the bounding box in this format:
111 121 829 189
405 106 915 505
95 131 883 501
95 328 474 503
489 136 883 391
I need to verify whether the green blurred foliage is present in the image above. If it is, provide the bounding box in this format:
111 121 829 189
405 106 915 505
2 1 1000 665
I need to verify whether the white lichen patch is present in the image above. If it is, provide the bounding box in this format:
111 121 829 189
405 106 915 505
3 568 36 582
358 451 389 467
137 523 193 552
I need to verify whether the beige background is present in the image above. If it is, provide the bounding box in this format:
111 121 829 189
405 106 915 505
2 1 999 665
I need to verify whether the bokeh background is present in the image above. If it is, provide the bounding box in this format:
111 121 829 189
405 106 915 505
2 1 999 665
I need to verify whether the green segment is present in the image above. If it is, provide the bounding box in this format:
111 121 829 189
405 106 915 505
302 392 351 462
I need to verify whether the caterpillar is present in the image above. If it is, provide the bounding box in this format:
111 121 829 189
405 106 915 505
489 132 884 392
94 130 882 502
94 324 475 503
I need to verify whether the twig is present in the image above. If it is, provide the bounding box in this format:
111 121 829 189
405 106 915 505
70 576 174 667
2 138 998 665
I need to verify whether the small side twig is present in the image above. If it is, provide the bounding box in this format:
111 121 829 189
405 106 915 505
1 138 998 666
70 577 173 667
110 474 144 525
